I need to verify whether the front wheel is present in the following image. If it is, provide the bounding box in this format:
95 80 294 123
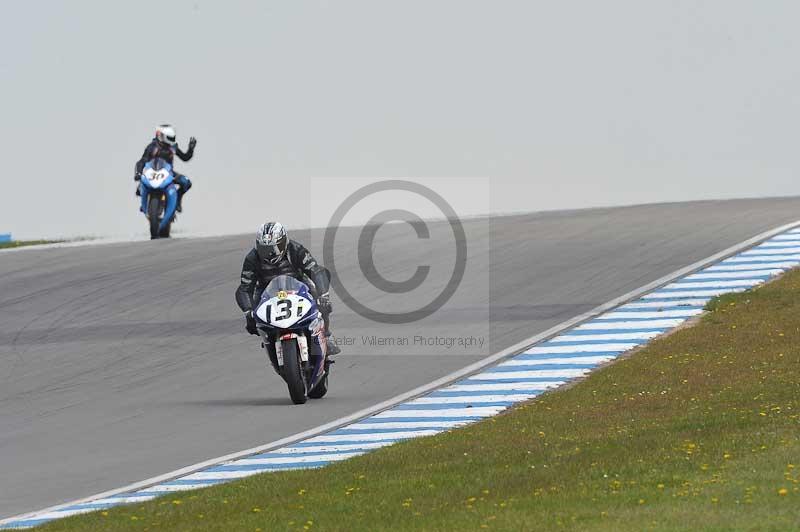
147 195 162 239
281 340 307 404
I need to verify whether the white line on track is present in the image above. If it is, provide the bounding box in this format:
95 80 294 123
307 430 442 443
9 509 98 523
619 299 709 309
705 262 798 272
471 368 591 380
741 248 800 255
526 343 639 353
444 382 565 392
574 318 687 329
685 269 783 279
374 406 507 418
770 234 800 239
499 355 616 366
183 470 295 481
271 442 396 454
662 279 762 289
233 453 364 466
347 420 473 429
407 394 538 405
596 309 702 319
549 332 662 342
92 496 157 505
725 254 800 262
145 484 219 493
641 288 747 298
756 241 800 248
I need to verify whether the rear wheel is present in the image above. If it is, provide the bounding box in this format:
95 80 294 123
281 340 307 404
308 372 328 399
147 196 162 239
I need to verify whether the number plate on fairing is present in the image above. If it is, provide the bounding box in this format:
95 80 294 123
143 168 170 188
256 293 312 327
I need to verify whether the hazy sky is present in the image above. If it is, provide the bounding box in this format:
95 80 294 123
2 1 799 240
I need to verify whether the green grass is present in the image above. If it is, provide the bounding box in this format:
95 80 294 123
39 271 800 531
0 239 62 249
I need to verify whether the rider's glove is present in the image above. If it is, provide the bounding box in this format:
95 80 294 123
318 293 333 315
134 173 141 181
244 311 258 335
188 137 197 150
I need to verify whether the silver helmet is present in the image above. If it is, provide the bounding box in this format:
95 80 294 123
255 222 288 264
155 124 177 146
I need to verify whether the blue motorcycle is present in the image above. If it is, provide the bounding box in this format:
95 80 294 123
139 158 179 239
254 274 331 404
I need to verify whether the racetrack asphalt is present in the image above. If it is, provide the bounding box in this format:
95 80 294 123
2 197 800 519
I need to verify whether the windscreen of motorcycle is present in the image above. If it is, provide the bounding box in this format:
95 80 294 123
256 292 313 328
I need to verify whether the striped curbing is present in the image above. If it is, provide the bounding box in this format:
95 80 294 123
3 222 800 529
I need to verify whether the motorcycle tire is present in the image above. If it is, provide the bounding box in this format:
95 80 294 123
308 372 328 399
147 196 162 240
281 340 307 404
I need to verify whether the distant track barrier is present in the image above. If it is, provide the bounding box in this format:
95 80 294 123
0 234 11 243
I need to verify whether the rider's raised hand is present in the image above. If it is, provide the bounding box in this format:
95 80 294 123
188 137 197 150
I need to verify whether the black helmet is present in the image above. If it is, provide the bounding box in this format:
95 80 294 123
256 222 288 264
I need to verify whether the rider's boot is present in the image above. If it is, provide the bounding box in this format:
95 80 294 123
325 331 341 356
321 313 340 355
176 180 191 213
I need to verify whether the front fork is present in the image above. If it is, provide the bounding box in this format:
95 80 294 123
261 330 326 387
159 186 179 231
139 184 149 214
140 185 178 227
275 333 310 366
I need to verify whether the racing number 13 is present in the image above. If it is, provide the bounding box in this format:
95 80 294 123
267 298 305 323
275 299 293 321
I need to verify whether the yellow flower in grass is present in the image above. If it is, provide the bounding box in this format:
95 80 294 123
778 488 788 496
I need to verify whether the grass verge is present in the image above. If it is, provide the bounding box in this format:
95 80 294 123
39 271 800 531
0 240 63 250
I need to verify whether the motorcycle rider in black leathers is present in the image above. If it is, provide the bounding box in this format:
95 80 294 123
235 221 341 355
134 124 196 212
